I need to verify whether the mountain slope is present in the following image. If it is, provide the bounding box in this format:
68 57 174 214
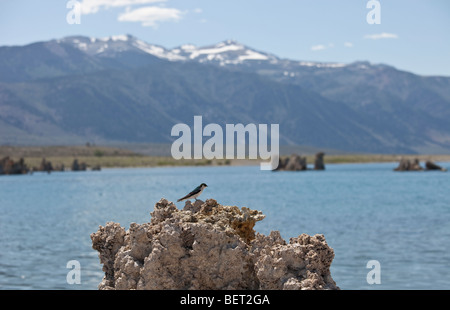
1 35 450 154
1 61 399 152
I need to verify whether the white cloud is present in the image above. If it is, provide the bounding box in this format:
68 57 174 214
311 45 326 51
80 0 167 15
344 42 353 48
192 8 203 14
311 43 334 52
118 6 183 27
364 32 399 40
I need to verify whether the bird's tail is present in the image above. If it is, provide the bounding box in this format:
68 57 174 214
177 198 182 202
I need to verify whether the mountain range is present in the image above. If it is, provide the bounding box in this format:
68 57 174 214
1 34 450 154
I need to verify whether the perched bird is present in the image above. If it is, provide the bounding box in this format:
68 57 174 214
177 183 208 202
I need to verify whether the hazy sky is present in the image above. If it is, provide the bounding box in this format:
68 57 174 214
1 0 449 76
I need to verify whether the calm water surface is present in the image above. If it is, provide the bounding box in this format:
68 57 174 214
1 163 449 289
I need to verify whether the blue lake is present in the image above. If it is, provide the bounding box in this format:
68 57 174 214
0 163 449 290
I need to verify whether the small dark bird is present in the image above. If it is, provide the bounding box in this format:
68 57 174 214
177 183 208 202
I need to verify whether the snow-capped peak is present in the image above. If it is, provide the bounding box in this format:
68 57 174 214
90 34 134 43
105 34 133 42
172 40 277 65
132 39 185 61
58 35 351 70
58 35 280 65
180 44 197 51
60 34 185 61
188 42 244 60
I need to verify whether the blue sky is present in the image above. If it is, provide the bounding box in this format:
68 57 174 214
1 0 449 76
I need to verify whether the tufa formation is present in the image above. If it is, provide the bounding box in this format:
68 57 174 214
91 198 339 290
275 153 325 171
394 158 447 172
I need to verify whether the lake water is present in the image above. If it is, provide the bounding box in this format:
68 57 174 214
1 163 449 290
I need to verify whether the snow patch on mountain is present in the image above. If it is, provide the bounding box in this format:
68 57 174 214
58 35 349 69
189 43 243 59
238 50 269 61
298 61 346 68
132 39 185 61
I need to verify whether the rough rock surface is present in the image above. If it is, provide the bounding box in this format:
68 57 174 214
394 158 447 172
71 159 87 171
0 156 28 175
91 198 339 290
38 158 53 172
394 158 423 171
314 152 325 170
275 154 307 171
425 161 447 171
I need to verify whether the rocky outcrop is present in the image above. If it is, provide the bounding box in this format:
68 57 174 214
1 156 98 175
275 154 307 171
91 198 339 290
425 161 447 171
71 159 87 171
314 152 325 170
275 153 326 171
394 158 423 171
38 158 53 172
0 157 29 175
394 158 447 172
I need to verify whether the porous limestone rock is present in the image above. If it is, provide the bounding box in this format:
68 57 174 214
425 161 447 172
0 156 29 175
275 154 307 171
91 198 339 290
314 152 325 170
394 158 447 172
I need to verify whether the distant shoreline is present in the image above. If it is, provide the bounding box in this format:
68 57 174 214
1 145 450 169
